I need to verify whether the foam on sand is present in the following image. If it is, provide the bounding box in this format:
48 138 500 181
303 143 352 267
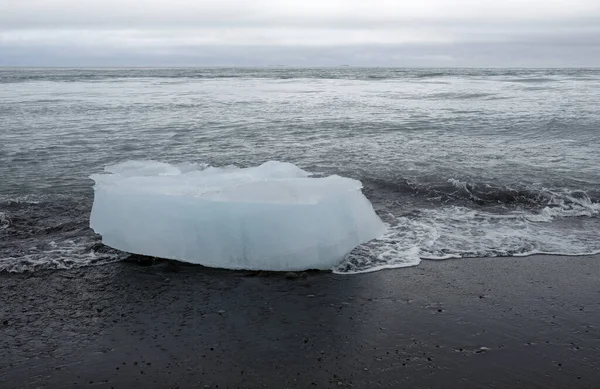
90 161 385 271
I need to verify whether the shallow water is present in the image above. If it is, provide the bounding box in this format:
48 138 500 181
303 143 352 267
1 67 599 273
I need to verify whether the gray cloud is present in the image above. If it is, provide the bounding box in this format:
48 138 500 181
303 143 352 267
2 0 599 28
1 0 599 66
2 40 599 68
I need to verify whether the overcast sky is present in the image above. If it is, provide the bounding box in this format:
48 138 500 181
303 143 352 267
1 0 599 66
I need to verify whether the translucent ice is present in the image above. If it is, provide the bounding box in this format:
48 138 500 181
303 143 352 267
90 161 385 271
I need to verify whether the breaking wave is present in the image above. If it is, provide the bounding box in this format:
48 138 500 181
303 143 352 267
335 179 600 273
0 194 125 273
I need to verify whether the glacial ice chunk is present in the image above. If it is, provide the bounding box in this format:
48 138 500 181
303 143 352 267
89 161 385 271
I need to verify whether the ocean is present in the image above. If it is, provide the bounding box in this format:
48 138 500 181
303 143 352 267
1 67 599 273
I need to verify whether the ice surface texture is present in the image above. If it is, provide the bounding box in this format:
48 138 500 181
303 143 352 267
90 161 385 271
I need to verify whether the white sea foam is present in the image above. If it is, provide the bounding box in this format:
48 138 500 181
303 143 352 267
0 211 9 230
335 201 600 273
0 239 125 273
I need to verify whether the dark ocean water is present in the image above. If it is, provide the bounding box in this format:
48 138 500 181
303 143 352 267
1 68 599 273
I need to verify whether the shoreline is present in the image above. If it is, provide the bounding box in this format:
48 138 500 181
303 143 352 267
2 254 599 388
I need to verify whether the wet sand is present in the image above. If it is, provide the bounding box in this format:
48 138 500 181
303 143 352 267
1 255 599 388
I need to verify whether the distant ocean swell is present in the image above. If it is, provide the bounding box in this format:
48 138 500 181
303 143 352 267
1 68 598 84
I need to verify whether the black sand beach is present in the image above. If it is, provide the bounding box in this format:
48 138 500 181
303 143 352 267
1 255 599 388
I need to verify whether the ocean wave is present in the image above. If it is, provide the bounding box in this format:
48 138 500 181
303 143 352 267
336 177 600 273
335 204 600 274
424 92 503 100
0 194 112 273
445 179 599 210
0 194 43 205
503 77 558 83
366 177 599 211
412 72 448 78
0 240 125 273
0 211 10 230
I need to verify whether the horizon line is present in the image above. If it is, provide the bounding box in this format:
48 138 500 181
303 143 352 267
2 65 600 69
